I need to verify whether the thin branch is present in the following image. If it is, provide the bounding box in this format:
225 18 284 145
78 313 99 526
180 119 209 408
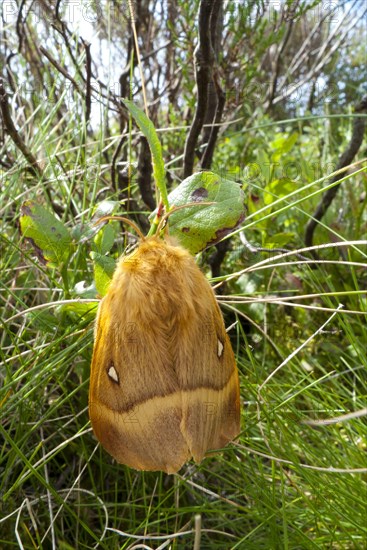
0 77 65 215
273 7 366 106
208 240 230 286
240 231 310 262
15 0 26 53
200 71 225 169
39 46 84 97
111 135 127 192
137 137 155 210
0 77 42 177
200 0 225 170
117 169 150 234
265 1 299 111
183 0 215 177
83 41 92 123
305 96 367 250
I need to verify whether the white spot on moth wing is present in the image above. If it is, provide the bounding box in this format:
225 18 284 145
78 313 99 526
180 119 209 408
108 365 119 384
217 339 224 358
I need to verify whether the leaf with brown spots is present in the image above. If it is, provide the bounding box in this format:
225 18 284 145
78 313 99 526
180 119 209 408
20 201 72 266
151 171 245 253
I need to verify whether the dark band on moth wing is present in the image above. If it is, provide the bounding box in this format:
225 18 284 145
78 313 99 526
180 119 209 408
107 361 120 384
102 338 235 413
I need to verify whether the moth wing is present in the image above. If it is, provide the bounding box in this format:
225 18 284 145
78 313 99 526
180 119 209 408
89 292 191 474
89 238 241 473
177 278 241 463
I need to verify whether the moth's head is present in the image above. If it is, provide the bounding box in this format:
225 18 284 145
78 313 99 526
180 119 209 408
140 235 186 257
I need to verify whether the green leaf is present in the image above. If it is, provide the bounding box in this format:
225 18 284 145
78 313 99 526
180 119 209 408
155 171 245 254
71 201 120 244
74 280 97 299
122 99 168 209
60 301 98 320
263 232 294 248
91 252 116 297
92 200 120 220
20 201 72 266
93 223 116 255
27 311 60 332
264 178 297 205
271 132 299 162
271 132 299 154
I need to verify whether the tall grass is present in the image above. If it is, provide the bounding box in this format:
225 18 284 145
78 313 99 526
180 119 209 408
1 87 367 549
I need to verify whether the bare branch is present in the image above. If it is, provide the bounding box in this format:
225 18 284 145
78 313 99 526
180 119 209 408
0 77 42 177
137 137 155 210
83 41 92 124
305 96 367 251
265 1 300 111
183 0 215 177
201 72 225 169
39 46 84 97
